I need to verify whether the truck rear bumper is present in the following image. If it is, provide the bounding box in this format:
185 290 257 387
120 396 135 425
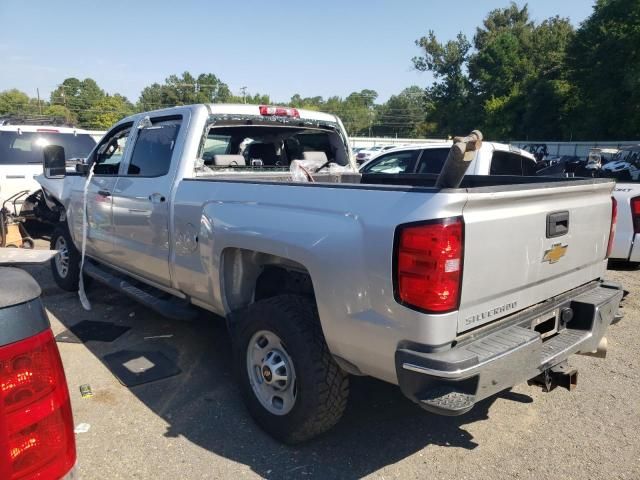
395 282 623 415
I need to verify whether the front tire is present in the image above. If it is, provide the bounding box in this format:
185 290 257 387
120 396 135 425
50 224 81 292
233 295 349 444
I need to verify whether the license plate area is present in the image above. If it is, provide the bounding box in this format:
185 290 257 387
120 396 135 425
531 309 560 340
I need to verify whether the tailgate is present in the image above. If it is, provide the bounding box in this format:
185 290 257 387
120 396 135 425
457 180 614 333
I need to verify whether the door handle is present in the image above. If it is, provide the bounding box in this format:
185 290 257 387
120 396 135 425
547 211 569 238
148 193 166 203
97 190 111 197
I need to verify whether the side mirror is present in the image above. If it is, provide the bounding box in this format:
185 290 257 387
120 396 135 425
43 145 66 178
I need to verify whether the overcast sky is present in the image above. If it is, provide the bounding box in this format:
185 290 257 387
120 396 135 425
0 0 594 104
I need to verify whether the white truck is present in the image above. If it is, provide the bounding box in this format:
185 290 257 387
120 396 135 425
37 104 622 443
0 118 96 216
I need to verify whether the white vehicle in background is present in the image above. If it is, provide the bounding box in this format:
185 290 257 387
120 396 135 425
360 141 537 176
355 144 397 164
0 116 97 215
601 146 640 265
601 146 640 182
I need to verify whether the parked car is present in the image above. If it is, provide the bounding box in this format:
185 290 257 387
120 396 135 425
355 144 397 164
359 141 537 176
37 104 621 444
0 263 76 479
0 116 96 217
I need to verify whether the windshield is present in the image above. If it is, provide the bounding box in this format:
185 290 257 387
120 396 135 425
0 131 96 165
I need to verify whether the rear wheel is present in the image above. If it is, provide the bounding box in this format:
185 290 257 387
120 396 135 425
50 225 81 292
233 295 349 444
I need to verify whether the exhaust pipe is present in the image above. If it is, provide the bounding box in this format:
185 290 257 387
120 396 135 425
577 337 608 358
435 130 483 189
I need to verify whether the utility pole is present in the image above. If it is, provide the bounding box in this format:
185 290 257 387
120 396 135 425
36 88 42 114
240 86 247 104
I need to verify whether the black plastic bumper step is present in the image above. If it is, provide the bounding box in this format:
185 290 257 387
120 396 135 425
83 262 198 321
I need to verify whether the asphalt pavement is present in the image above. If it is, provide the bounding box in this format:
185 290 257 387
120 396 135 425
22 252 640 480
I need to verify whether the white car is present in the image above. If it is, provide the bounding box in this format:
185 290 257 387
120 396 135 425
355 144 398 164
359 141 537 176
601 146 640 181
0 118 96 214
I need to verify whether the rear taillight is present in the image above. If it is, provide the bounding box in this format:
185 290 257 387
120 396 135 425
394 217 464 313
631 196 640 235
0 330 75 480
607 197 617 258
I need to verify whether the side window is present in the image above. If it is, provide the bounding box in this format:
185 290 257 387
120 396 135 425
416 148 450 174
93 124 133 175
127 118 181 177
490 151 526 176
362 150 418 174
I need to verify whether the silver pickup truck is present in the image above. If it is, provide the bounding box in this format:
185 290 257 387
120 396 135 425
37 104 622 443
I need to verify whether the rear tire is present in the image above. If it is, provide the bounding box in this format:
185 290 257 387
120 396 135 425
233 295 349 444
50 224 81 292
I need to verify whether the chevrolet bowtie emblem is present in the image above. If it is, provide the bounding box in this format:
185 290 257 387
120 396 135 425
543 243 568 264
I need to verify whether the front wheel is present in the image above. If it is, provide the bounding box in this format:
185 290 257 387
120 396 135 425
233 295 349 444
50 224 81 291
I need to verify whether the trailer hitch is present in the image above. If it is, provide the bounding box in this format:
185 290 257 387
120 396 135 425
528 363 578 392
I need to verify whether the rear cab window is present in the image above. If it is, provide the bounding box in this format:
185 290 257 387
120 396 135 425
415 148 450 174
490 151 536 176
195 121 349 173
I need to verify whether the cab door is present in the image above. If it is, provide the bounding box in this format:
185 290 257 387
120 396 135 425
69 123 134 262
109 115 184 287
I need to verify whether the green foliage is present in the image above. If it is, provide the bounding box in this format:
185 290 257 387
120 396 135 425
566 0 640 139
414 2 577 140
43 104 78 125
373 86 427 137
83 94 135 130
413 31 475 137
137 72 232 110
0 89 36 115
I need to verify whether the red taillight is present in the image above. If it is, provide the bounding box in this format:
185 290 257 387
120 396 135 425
259 105 300 118
395 217 464 313
607 197 617 258
631 196 640 235
0 330 75 480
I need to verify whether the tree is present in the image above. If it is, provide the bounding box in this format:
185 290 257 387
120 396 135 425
0 89 37 115
373 86 427 137
413 31 476 136
138 72 232 110
50 78 106 126
413 3 576 140
43 104 78 125
83 94 134 129
566 0 640 139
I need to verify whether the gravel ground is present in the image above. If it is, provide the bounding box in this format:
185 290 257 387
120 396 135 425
21 251 640 480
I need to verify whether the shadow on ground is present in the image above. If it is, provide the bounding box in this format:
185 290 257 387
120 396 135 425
33 266 532 480
607 259 640 271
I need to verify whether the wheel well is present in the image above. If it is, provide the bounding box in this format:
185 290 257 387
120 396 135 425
221 248 315 315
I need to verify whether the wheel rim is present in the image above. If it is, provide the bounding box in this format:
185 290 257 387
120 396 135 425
246 330 297 416
54 236 70 279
